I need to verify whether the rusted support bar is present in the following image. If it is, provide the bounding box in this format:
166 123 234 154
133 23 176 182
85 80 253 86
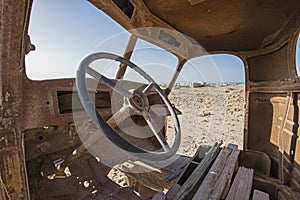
116 35 137 79
165 57 187 96
0 0 32 199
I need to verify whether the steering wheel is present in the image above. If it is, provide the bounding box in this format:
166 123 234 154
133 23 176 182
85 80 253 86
76 52 181 161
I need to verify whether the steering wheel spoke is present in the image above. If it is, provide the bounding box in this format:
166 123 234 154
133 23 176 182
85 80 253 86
142 111 171 152
107 105 133 129
142 82 155 95
87 67 132 98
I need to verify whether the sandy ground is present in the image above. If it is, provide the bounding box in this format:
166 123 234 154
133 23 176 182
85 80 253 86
167 84 245 156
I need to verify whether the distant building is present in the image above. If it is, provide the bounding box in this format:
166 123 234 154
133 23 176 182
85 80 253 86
190 82 206 88
180 83 191 88
173 82 206 89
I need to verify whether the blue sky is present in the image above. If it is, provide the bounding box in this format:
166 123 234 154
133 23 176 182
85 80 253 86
25 0 299 84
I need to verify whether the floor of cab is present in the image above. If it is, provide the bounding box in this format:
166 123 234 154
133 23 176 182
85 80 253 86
26 147 142 200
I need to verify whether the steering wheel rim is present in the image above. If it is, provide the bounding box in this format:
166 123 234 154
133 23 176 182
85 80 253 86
76 52 181 161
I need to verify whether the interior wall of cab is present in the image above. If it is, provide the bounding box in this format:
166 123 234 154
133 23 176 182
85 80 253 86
245 29 300 189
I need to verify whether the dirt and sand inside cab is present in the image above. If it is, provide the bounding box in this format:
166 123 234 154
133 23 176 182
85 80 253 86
1 0 300 200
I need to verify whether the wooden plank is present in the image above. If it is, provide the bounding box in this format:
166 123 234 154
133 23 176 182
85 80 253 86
278 188 300 200
163 156 191 182
209 149 240 199
225 167 254 200
252 190 270 200
166 184 181 199
191 148 233 200
171 142 221 200
152 192 166 200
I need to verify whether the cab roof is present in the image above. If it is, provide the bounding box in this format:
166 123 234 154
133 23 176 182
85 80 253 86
90 0 300 53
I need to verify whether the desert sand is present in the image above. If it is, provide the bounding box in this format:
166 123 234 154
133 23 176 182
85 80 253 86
167 84 245 157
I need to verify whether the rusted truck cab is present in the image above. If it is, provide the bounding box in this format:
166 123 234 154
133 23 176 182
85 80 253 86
0 0 300 199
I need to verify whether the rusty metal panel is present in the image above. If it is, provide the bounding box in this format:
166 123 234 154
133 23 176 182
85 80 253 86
24 124 82 160
0 0 33 199
57 91 111 114
248 44 290 82
247 93 282 151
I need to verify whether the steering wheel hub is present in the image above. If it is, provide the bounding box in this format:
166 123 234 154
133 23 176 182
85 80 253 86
129 91 149 112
